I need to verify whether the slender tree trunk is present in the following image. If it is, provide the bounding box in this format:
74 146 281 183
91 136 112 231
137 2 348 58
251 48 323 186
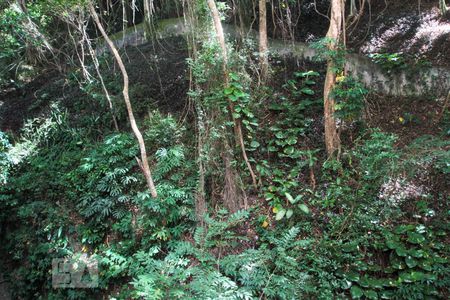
323 0 343 157
440 0 448 14
206 0 258 190
89 2 158 198
195 103 207 223
122 0 128 32
349 0 357 16
184 0 207 222
84 34 120 131
259 0 269 82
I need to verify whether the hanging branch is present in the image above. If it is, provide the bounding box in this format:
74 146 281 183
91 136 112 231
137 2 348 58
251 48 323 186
88 2 158 198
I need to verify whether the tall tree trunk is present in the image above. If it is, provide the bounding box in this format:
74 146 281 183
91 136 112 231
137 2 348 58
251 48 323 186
89 2 158 198
143 0 154 39
184 0 207 223
259 0 269 82
206 0 258 191
323 0 343 157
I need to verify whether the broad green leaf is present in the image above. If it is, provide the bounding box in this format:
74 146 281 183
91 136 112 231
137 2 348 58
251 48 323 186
405 256 417 268
224 87 234 95
286 209 293 219
395 246 407 257
380 290 394 299
265 192 275 200
399 271 425 283
287 136 297 145
364 290 378 300
407 232 425 244
350 286 364 298
250 140 260 148
298 203 310 214
275 209 286 220
300 88 315 95
284 146 295 155
275 131 285 139
346 271 360 282
409 249 425 258
285 192 295 204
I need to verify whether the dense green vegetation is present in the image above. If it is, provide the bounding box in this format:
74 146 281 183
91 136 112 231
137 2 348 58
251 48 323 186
0 0 449 299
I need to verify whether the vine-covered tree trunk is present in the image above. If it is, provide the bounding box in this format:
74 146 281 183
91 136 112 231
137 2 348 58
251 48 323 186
207 0 257 189
259 0 269 82
89 2 158 198
323 0 343 157
206 0 255 211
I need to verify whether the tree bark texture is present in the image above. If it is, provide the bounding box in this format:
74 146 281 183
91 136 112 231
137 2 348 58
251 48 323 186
259 0 269 82
323 0 343 157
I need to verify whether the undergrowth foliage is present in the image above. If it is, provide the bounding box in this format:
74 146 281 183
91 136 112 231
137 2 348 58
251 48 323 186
0 2 449 299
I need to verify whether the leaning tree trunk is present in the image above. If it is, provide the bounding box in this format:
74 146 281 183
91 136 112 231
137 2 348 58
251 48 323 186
259 0 269 82
323 0 343 157
12 0 56 61
89 2 158 198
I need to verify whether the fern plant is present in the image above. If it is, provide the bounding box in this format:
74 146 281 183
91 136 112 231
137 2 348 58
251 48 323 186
69 133 140 222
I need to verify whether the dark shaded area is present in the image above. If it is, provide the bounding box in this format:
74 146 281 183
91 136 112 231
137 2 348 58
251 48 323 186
0 37 189 135
0 71 62 133
120 36 189 115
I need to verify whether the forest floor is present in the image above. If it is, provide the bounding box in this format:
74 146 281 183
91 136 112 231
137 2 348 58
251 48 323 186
365 94 448 146
0 272 11 300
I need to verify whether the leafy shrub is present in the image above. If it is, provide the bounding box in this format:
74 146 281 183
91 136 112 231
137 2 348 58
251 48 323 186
70 133 140 222
0 131 11 184
339 224 449 299
333 76 368 122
